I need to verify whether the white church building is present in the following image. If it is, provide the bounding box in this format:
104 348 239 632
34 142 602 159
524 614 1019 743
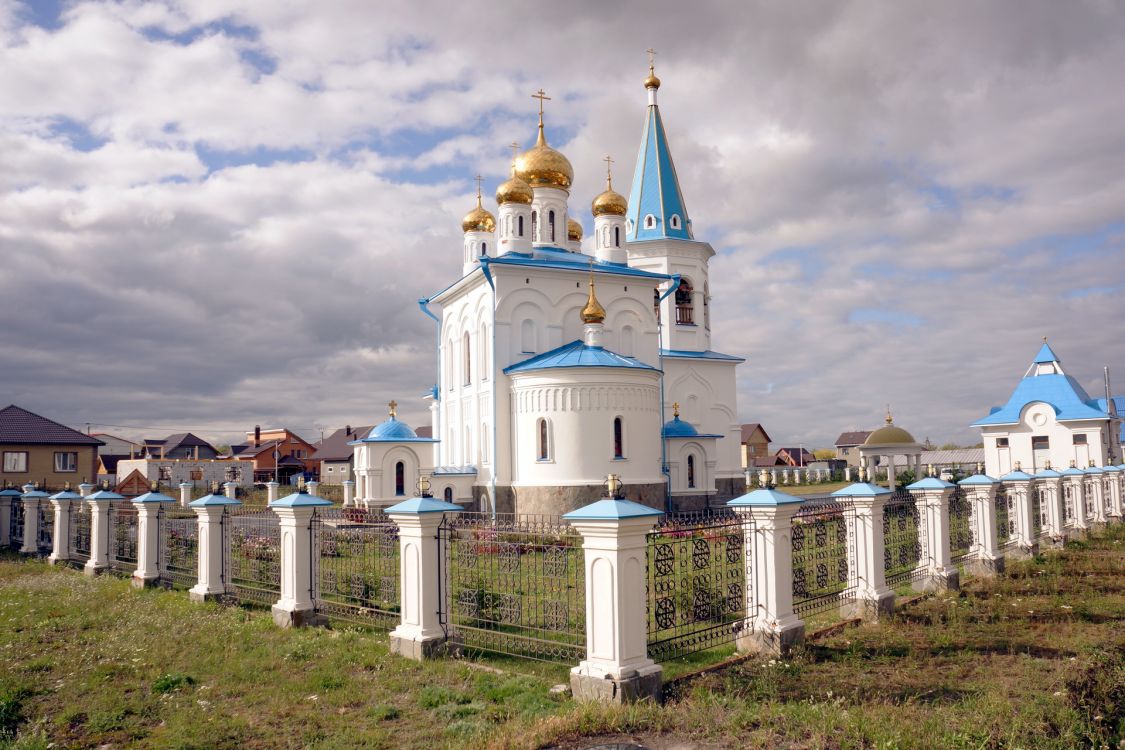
974 341 1123 476
352 65 744 515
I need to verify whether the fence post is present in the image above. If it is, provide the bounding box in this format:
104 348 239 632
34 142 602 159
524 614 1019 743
222 482 236 499
1062 466 1088 539
48 488 81 564
1085 467 1108 529
385 496 462 660
905 478 959 592
84 489 122 575
1106 466 1123 520
1000 469 1037 558
269 486 332 628
728 488 805 655
0 487 17 546
832 482 895 620
342 480 355 508
179 482 192 508
188 490 240 603
266 481 280 504
958 474 1004 576
563 495 664 703
20 486 45 555
1034 469 1066 547
131 486 172 589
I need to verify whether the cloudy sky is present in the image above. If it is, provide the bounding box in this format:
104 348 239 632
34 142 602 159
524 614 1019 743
2 0 1124 450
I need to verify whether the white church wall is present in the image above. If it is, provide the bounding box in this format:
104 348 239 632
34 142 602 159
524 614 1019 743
664 358 742 481
981 401 1110 477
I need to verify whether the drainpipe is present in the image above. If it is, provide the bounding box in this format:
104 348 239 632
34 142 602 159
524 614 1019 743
657 274 682 514
418 297 442 467
480 257 498 519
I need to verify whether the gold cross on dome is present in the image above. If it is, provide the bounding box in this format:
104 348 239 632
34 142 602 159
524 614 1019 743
473 174 484 201
603 154 614 179
531 88 551 115
388 400 397 418
672 402 680 417
509 141 520 160
646 47 657 69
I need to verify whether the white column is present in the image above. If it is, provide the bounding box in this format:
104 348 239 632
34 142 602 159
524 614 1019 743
84 490 122 576
387 497 463 660
1107 469 1123 519
48 490 81 564
78 483 95 498
266 481 280 504
1003 476 1038 558
960 477 1004 576
837 484 895 620
20 489 43 555
223 482 237 499
179 482 192 508
1065 473 1088 537
305 480 320 499
564 498 663 703
1038 474 1066 546
270 489 332 628
759 469 769 487
887 456 897 491
770 469 778 486
1088 472 1107 527
189 495 240 602
131 489 171 588
844 467 852 482
907 480 958 592
728 489 806 655
342 480 355 508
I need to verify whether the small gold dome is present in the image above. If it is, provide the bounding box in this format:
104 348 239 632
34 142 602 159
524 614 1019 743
580 276 605 324
644 64 661 90
495 173 533 205
863 411 917 446
592 164 627 217
515 120 573 191
567 217 583 242
461 191 495 233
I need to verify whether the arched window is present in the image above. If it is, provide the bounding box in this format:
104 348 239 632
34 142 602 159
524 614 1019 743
532 211 538 241
395 461 405 496
675 278 694 325
687 455 696 489
521 319 536 353
644 214 656 229
480 242 487 257
614 225 620 247
480 323 489 381
653 288 661 322
613 417 624 459
518 214 524 237
620 325 635 357
480 423 489 463
537 418 550 461
548 210 556 242
670 214 681 229
443 486 453 502
703 282 710 329
463 332 471 385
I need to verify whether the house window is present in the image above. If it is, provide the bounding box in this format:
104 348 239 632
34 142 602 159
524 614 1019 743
1032 436 1049 449
687 455 696 488
190 469 203 481
158 466 172 481
996 438 1009 447
395 461 405 496
3 451 28 473
670 214 681 229
644 214 656 229
225 467 241 481
548 210 556 242
613 417 624 459
463 332 472 385
444 486 453 502
1073 434 1087 445
326 466 334 473
675 278 694 325
537 418 550 461
54 452 78 472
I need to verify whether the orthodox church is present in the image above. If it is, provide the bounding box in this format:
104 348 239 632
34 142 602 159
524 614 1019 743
352 63 744 515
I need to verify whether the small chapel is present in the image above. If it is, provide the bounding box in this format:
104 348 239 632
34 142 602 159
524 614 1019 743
351 61 744 515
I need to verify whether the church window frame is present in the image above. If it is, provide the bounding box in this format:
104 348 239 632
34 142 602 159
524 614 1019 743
670 214 681 229
687 454 696 489
644 214 656 229
614 225 620 247
394 461 405 497
536 417 551 462
620 324 635 357
548 210 556 242
479 323 489 381
613 416 625 460
532 210 538 241
481 422 489 464
443 486 454 502
463 332 471 386
480 241 487 257
675 277 695 325
518 214 525 237
520 319 536 354
703 282 710 330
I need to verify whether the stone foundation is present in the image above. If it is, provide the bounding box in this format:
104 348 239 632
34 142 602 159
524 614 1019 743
271 605 328 629
841 591 895 621
130 575 160 590
570 664 663 704
388 633 460 661
1006 543 1039 561
736 621 804 657
714 477 743 503
966 555 1005 578
912 569 959 593
188 589 225 603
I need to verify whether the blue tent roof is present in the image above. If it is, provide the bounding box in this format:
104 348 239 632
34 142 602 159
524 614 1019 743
660 349 746 363
974 343 1110 426
384 497 463 515
504 340 659 375
360 416 435 443
959 474 998 485
831 482 892 497
1034 342 1060 364
999 470 1033 481
485 247 670 280
906 477 954 490
563 498 664 521
1034 469 1061 478
727 488 804 506
626 95 692 242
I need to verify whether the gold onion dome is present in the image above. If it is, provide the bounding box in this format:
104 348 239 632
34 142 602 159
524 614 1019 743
580 275 605 324
567 217 583 241
864 410 916 446
461 190 496 233
644 64 661 90
515 114 573 191
591 165 627 217
495 172 533 205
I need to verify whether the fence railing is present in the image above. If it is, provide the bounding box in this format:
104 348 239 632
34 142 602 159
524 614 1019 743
70 503 91 564
36 499 53 554
438 512 586 664
883 490 922 586
109 504 138 574
9 500 24 549
949 487 973 562
159 504 198 588
313 508 400 630
646 511 753 662
791 499 856 617
995 484 1013 545
226 508 281 605
1032 487 1044 538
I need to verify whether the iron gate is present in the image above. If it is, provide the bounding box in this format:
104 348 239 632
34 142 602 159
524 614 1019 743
226 508 281 606
36 499 53 554
109 503 138 574
314 508 400 629
9 499 24 549
70 503 91 564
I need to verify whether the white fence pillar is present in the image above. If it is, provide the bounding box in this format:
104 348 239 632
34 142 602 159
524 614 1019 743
20 487 46 555
1035 471 1066 547
342 480 355 508
131 487 172 588
1001 470 1038 558
266 481 280 505
84 489 122 576
270 487 332 627
78 483 95 498
386 497 462 660
48 489 81 564
1063 469 1088 538
222 482 237 499
728 488 805 655
959 475 1004 576
1086 469 1108 528
564 496 663 703
188 491 240 602
305 480 320 499
179 482 192 508
906 478 958 592
1107 467 1123 520
834 482 895 620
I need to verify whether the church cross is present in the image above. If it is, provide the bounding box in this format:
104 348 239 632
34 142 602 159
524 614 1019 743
646 47 657 70
672 402 680 417
531 88 551 116
473 174 484 201
388 400 397 418
603 154 614 179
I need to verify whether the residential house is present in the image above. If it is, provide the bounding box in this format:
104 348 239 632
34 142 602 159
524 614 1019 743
834 430 872 467
312 424 373 485
775 447 815 467
141 433 218 460
114 457 254 488
237 427 318 483
91 433 142 457
0 405 103 489
739 423 772 469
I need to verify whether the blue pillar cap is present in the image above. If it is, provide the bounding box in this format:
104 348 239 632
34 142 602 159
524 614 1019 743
0 488 24 497
384 496 463 514
830 482 893 497
999 470 1034 481
85 489 125 501
189 493 241 507
727 488 804 506
563 497 663 521
272 490 333 508
133 490 175 504
904 477 953 490
49 490 83 500
21 489 50 499
958 474 998 485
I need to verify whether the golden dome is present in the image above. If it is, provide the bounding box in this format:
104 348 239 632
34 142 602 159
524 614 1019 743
514 116 573 191
644 64 661 90
567 217 583 242
863 410 917 446
591 162 627 216
580 275 605 324
495 173 533 205
461 192 495 233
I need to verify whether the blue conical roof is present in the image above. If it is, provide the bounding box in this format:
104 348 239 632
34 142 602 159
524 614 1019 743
626 94 692 242
1034 342 1060 364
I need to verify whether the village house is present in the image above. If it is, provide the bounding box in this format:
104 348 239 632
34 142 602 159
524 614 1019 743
0 405 103 489
312 424 373 485
236 427 318 483
739 423 772 469
834 430 872 467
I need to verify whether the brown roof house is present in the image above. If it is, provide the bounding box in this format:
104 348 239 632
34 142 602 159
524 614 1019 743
834 430 873 467
312 425 373 485
237 427 318 483
775 447 815 467
740 423 773 469
0 405 103 490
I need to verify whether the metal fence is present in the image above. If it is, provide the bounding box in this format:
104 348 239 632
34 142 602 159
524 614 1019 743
995 484 1012 545
1082 482 1094 520
70 503 91 564
949 487 973 562
1032 487 1044 538
791 499 856 617
646 510 753 662
159 504 198 588
36 499 53 554
227 508 281 606
314 508 400 630
438 512 585 664
883 490 922 586
1063 483 1075 527
9 499 24 549
109 504 138 574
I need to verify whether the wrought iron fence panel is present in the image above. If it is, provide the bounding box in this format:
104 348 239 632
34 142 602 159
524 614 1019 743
1063 484 1075 526
1103 479 1113 515
314 509 400 630
227 509 281 605
791 500 855 617
9 499 25 549
159 504 198 588
646 512 753 662
1083 483 1094 518
995 485 1012 545
37 500 53 554
883 491 922 585
1032 488 1044 538
949 487 973 561
109 503 139 574
438 512 585 664
70 502 91 563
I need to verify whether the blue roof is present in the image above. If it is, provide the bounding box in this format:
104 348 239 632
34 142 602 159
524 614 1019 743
189 493 241 507
831 482 892 497
86 489 124 501
21 489 49 498
1034 469 1061 478
1103 465 1121 472
1084 466 1104 474
360 416 435 443
1034 342 1060 364
727 488 804 506
660 349 746 363
49 489 82 500
132 490 175 504
0 488 23 497
999 470 1033 481
626 97 691 242
384 497 463 515
974 375 1108 425
661 415 722 439
504 340 659 375
563 498 664 521
272 490 333 508
1060 467 1085 476
906 477 954 490
959 474 998 485
487 248 670 280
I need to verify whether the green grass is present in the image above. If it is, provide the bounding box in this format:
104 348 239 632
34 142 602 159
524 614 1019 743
2 525 1123 749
